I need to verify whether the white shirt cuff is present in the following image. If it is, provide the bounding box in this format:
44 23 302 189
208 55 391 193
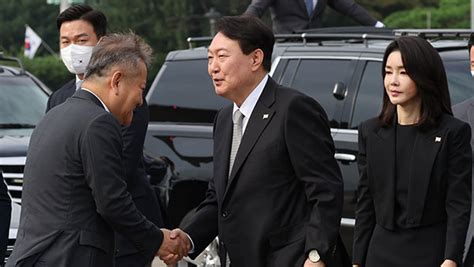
374 21 385 28
186 233 195 253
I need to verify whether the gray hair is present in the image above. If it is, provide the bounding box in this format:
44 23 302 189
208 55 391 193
84 32 152 79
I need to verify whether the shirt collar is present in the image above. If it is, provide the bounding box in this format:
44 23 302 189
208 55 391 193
232 75 268 122
75 76 83 91
80 88 110 112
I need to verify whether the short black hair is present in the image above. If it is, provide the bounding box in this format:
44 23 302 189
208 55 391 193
215 16 274 72
469 33 473 54
379 36 452 130
56 4 107 39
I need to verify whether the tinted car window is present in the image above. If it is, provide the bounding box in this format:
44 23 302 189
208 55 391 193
0 76 47 126
351 61 383 128
148 59 229 123
284 59 355 127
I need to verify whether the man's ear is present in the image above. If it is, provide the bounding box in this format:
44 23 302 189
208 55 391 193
250 48 264 71
110 71 122 96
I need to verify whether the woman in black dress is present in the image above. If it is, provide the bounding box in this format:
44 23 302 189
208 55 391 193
352 36 472 267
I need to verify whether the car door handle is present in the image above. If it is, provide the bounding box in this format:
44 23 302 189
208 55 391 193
334 153 356 162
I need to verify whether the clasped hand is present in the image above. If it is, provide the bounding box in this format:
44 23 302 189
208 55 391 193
157 228 191 265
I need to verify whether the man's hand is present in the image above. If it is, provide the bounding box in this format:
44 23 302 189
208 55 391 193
304 258 326 267
157 228 191 265
440 259 457 267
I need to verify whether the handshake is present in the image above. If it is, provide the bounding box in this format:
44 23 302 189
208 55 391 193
157 228 192 265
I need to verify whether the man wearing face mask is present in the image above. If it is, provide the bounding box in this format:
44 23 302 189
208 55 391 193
47 4 105 109
46 5 165 267
455 33 474 266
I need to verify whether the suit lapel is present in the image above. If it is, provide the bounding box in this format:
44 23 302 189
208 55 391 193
223 78 277 199
213 106 233 199
371 123 396 229
406 127 443 223
299 0 310 18
312 0 327 19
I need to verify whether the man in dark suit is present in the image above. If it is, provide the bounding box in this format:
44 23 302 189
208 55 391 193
6 33 187 267
458 33 474 267
245 0 384 34
0 171 11 266
162 16 345 267
47 5 165 266
47 4 106 109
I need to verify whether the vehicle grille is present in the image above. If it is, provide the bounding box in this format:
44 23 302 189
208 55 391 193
1 157 26 204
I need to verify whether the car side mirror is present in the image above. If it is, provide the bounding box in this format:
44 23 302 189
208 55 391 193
332 82 347 100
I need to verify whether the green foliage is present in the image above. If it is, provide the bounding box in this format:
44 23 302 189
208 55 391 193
20 54 72 91
1 0 471 91
384 0 470 28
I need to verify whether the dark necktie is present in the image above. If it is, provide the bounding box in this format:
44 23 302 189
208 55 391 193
305 0 313 16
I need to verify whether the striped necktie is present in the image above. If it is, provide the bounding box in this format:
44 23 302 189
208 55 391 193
229 110 244 178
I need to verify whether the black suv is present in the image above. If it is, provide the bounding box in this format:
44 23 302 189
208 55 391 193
144 28 472 262
0 53 50 263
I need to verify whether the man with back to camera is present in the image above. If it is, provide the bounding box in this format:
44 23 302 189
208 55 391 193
457 33 474 267
6 33 189 267
161 15 348 267
245 0 384 34
47 5 165 266
0 171 10 267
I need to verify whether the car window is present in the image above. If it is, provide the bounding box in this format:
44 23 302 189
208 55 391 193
351 61 383 129
283 59 355 128
148 59 229 123
0 76 48 126
350 59 471 129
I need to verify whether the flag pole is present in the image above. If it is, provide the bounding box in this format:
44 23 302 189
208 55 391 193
25 24 58 57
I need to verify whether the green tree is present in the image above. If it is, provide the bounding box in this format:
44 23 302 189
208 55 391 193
384 0 469 28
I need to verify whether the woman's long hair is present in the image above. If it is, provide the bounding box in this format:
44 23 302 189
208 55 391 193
378 36 452 129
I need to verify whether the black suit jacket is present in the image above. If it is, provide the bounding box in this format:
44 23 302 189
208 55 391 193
245 0 377 33
184 77 345 266
353 115 472 266
46 80 164 260
453 97 474 266
46 79 76 111
6 90 163 267
0 171 11 263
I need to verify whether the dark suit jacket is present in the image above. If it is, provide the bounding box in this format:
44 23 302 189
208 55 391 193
453 97 474 266
46 80 164 261
46 79 76 111
353 115 472 266
184 77 345 267
0 171 11 263
6 90 162 267
245 0 377 34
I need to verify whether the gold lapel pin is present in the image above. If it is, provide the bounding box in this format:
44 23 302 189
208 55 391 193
263 114 269 119
435 136 441 142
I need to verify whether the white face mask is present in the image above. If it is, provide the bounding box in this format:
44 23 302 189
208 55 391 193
60 44 94 75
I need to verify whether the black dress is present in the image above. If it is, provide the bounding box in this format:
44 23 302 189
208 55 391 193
365 124 446 267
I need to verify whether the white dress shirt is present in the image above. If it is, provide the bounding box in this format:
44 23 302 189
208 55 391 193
80 88 110 113
232 75 269 134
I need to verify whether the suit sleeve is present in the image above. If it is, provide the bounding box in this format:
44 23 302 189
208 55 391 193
80 113 163 263
183 110 221 258
121 98 149 183
284 95 344 263
352 121 376 265
328 0 377 26
444 122 472 265
244 0 274 17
